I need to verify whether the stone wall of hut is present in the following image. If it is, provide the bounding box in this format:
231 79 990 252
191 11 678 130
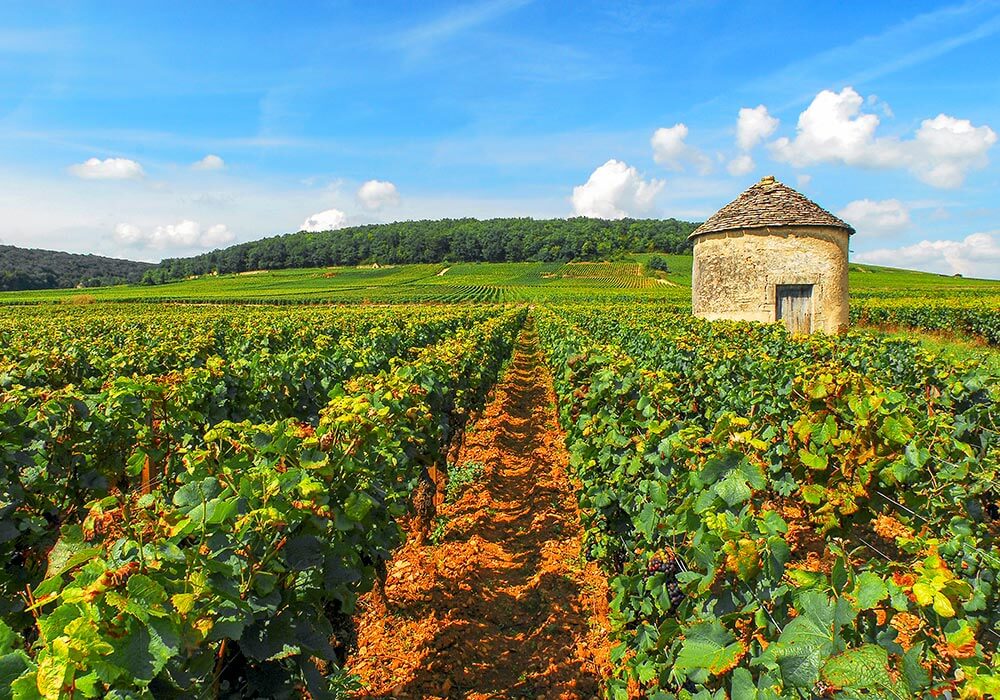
691 225 849 334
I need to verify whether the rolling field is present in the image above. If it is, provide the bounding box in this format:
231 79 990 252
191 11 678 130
3 254 997 351
0 260 692 305
0 260 998 698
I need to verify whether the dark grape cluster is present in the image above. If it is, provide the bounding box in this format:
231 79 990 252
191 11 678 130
985 498 999 521
647 556 679 575
609 546 628 574
647 555 685 612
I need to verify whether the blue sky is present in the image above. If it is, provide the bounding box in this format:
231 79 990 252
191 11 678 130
1 1 999 277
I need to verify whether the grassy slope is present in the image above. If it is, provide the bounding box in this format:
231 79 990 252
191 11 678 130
1 254 997 304
2 254 997 373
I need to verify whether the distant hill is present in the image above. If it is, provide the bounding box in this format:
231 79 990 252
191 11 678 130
147 217 698 284
0 245 153 292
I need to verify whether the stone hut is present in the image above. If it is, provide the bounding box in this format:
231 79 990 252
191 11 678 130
690 175 854 334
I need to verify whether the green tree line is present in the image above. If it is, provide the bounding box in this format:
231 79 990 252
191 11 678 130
146 217 697 283
0 245 153 292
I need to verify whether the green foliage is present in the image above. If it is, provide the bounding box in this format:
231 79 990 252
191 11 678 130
0 244 153 291
0 261 693 305
538 303 1000 699
852 296 1000 345
0 303 525 697
646 255 670 273
2 286 999 698
148 217 698 283
445 460 486 503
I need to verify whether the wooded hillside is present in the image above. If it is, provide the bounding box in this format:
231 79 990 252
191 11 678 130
0 245 153 291
146 217 697 283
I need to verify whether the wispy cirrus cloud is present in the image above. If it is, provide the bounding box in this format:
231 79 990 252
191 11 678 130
719 0 1000 112
0 27 79 53
391 0 534 55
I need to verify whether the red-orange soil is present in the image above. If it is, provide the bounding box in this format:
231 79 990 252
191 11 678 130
347 325 612 699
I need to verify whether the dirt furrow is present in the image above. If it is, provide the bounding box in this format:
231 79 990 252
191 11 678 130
347 322 611 699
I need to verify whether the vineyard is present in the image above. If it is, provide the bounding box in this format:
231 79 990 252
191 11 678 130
0 279 998 697
2 258 998 350
538 305 999 698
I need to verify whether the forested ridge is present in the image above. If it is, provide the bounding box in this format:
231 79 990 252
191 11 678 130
146 216 697 283
0 245 153 292
1 217 698 290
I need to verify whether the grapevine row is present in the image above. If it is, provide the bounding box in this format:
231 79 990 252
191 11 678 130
0 307 525 698
538 304 999 699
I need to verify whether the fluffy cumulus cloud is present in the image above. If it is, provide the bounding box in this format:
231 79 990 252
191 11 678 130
736 105 779 151
300 208 348 232
356 179 400 211
192 154 225 171
651 124 712 174
726 106 779 176
113 220 235 249
837 198 910 236
113 223 143 245
855 232 1000 279
200 224 236 247
69 157 145 180
913 115 997 188
727 154 755 176
769 87 996 188
571 159 664 219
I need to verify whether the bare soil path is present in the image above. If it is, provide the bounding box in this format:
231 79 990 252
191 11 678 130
347 321 611 699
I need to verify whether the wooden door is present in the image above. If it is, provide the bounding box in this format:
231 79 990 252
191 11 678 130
776 284 813 333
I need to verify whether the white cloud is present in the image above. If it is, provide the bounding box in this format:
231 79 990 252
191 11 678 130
200 223 236 247
113 220 235 249
69 157 145 180
300 208 348 232
651 124 712 174
913 114 997 188
769 87 996 188
855 232 1000 278
192 154 225 171
357 179 400 211
797 174 813 188
736 105 779 150
727 154 755 176
113 223 143 245
838 198 910 236
867 94 894 119
769 88 895 167
571 159 664 219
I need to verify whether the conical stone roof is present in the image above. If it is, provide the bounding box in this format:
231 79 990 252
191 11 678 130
690 176 854 238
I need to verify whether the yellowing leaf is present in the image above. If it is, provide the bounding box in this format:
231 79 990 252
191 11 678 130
932 592 955 618
912 582 935 607
171 593 196 615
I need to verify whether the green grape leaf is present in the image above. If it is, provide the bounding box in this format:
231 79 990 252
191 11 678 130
854 572 888 611
674 619 745 676
44 525 101 579
0 650 32 698
754 592 846 689
730 667 757 700
901 644 930 692
821 644 893 690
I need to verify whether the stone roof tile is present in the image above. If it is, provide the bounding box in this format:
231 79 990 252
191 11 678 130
691 176 855 238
